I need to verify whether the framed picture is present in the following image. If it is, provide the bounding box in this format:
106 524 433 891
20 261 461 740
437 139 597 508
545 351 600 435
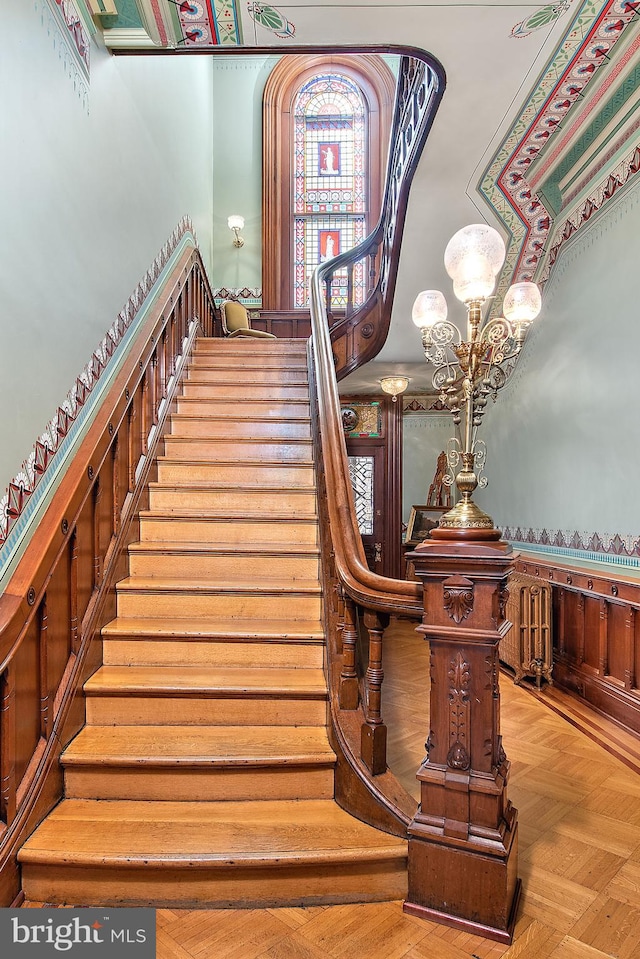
405 505 447 545
318 142 341 175
319 229 340 262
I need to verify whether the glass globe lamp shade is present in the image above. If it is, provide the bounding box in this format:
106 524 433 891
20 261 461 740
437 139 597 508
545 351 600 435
503 281 542 323
444 224 506 282
412 289 448 328
227 215 245 231
379 375 410 402
451 252 496 303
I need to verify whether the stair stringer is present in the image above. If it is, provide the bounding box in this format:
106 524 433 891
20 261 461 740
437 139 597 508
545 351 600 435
307 342 418 838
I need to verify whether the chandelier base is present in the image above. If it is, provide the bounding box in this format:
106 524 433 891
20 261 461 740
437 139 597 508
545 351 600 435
430 497 502 541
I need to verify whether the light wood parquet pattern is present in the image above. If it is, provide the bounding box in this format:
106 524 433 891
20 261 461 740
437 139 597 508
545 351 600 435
26 618 640 958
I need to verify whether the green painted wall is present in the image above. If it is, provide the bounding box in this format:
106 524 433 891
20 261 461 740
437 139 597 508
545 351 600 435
480 180 639 548
0 3 214 495
211 56 280 295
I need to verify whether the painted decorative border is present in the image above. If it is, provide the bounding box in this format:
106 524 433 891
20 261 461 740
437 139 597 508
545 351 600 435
504 527 640 570
480 0 640 304
0 218 195 557
175 0 240 46
36 0 91 108
213 286 262 308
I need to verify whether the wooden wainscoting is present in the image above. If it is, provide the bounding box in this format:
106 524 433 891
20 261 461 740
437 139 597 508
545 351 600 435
516 552 640 737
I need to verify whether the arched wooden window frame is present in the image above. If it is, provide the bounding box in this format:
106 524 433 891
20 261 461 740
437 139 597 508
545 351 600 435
262 55 396 311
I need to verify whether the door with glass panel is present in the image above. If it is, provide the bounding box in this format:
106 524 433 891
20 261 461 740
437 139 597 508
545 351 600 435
347 448 386 575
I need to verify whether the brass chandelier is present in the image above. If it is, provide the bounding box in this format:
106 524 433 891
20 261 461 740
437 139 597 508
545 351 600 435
412 223 542 539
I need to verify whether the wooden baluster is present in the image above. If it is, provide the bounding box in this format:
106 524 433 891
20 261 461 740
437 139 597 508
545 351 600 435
167 311 174 377
335 588 346 655
39 595 50 739
151 350 159 430
325 273 333 321
0 667 16 826
361 609 387 775
346 264 354 318
111 436 120 536
93 479 102 589
368 250 377 296
339 594 359 710
127 402 136 493
141 368 149 456
70 530 79 655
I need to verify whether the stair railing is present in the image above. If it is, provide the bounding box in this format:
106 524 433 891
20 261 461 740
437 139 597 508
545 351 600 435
0 236 215 906
325 50 446 378
307 49 444 817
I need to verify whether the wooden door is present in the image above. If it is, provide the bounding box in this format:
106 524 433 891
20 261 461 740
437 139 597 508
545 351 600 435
342 396 403 579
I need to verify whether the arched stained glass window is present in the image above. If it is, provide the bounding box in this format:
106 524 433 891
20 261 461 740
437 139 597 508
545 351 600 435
262 55 395 312
292 74 368 309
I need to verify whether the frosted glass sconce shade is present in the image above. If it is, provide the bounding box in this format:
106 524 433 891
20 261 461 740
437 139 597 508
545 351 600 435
451 252 496 303
503 281 542 323
412 289 448 328
228 215 245 248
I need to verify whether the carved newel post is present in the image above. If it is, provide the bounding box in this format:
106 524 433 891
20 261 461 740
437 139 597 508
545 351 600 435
403 534 519 943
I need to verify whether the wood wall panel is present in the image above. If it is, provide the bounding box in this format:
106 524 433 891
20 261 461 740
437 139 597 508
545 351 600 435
517 553 640 737
583 596 600 670
607 601 628 685
76 499 94 618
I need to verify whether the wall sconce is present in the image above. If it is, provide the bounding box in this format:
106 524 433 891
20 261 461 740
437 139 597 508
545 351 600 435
379 375 410 402
412 223 542 538
228 215 245 248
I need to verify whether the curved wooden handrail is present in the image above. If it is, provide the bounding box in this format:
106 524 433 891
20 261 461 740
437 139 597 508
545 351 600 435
310 48 445 616
326 51 446 378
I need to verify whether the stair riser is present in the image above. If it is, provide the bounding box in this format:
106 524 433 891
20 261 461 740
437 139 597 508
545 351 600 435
190 355 308 370
187 369 308 385
181 384 310 401
116 592 322 620
176 399 311 419
163 439 313 462
103 639 324 669
168 418 311 440
156 461 315 487
21 860 407 908
194 336 307 356
139 517 318 545
147 488 317 513
128 551 320 580
64 766 335 802
86 697 327 726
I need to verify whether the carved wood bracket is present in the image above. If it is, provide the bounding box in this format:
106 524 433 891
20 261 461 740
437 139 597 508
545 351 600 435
443 575 474 624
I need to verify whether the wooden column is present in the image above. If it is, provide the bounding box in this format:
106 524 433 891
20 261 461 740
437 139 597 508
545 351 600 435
403 537 519 943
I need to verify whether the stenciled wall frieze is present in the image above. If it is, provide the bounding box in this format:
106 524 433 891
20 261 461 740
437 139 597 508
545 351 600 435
502 525 640 566
213 286 262 308
0 217 196 556
36 0 92 109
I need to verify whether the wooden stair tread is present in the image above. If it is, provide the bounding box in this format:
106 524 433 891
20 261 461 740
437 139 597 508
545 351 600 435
102 616 324 640
147 484 316 494
116 577 322 593
156 456 315 472
19 799 406 866
84 665 328 695
139 509 318 522
62 726 335 766
128 541 320 556
170 414 311 425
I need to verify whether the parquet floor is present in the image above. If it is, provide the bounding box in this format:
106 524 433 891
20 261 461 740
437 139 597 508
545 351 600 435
26 618 640 958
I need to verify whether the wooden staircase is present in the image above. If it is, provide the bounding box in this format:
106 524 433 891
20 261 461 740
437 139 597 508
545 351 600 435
19 337 407 908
